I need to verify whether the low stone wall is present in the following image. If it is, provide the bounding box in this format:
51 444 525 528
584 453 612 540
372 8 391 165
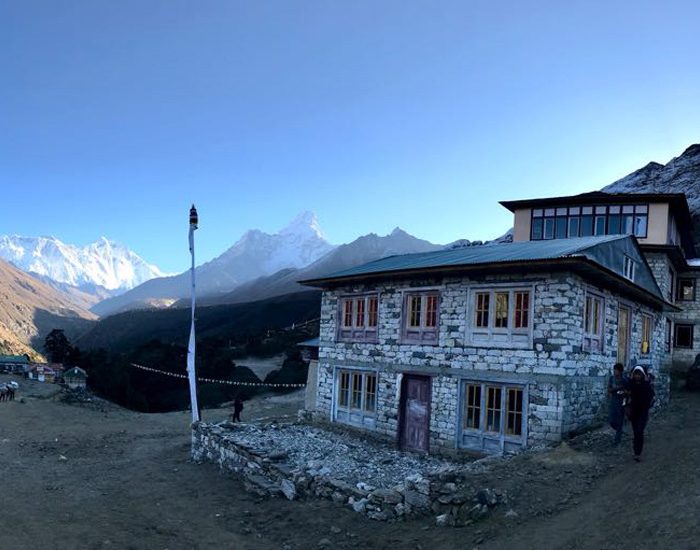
192 421 508 525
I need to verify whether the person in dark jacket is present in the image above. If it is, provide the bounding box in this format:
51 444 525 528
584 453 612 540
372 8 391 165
626 366 655 461
607 363 627 445
232 396 244 422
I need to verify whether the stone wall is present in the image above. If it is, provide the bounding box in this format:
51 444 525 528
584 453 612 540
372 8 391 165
313 270 668 453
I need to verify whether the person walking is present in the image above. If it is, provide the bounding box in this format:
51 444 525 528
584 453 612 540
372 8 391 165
626 366 655 462
607 363 627 445
232 396 244 422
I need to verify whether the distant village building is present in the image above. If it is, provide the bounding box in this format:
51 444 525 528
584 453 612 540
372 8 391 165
27 364 59 383
300 192 696 454
63 367 87 389
297 337 320 410
0 354 31 374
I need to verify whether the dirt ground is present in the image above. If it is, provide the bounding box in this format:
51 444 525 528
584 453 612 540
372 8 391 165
2 374 699 550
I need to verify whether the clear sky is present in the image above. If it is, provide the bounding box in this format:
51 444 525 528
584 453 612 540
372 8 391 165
2 1 700 273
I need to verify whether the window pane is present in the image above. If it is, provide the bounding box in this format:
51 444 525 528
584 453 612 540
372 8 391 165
364 374 376 412
485 387 502 432
355 298 365 327
623 215 634 234
543 218 555 239
533 209 543 217
351 373 363 409
506 388 523 436
463 384 481 429
608 214 621 234
580 215 593 236
678 279 695 301
675 324 694 348
514 291 530 328
595 216 606 235
568 217 580 238
544 208 555 217
569 206 581 215
476 292 490 328
622 205 634 214
425 294 438 328
609 205 621 214
582 206 593 215
495 292 509 328
409 295 422 327
368 296 378 327
555 217 567 238
338 372 350 407
531 218 544 240
635 205 648 214
634 215 647 237
343 300 353 327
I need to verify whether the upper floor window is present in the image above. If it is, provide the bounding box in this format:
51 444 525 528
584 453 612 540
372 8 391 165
531 204 648 241
583 291 605 352
469 287 532 347
337 294 379 342
623 256 636 281
677 278 696 302
402 291 440 344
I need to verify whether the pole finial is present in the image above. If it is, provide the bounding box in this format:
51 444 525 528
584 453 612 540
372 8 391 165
189 204 198 228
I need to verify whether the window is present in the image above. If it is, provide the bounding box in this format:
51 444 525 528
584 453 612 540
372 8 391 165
641 314 653 355
583 292 604 352
469 287 532 347
665 318 673 353
335 369 378 427
677 278 696 302
674 324 694 349
459 380 527 453
337 294 379 342
402 291 440 343
530 204 648 241
623 256 636 281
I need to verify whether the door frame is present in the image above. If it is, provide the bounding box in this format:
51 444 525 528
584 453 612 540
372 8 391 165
398 373 432 453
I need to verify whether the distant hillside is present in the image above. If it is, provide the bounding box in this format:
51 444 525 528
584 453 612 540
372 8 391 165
77 290 321 354
0 259 96 357
194 228 442 307
603 143 700 253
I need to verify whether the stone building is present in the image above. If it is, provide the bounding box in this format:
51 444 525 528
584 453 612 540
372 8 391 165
301 232 672 454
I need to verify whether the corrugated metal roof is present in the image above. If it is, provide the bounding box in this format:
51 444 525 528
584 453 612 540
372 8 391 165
297 337 319 348
315 235 626 280
0 355 30 364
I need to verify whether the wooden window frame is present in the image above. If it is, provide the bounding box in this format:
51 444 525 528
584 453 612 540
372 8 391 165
583 290 605 353
401 290 440 344
623 256 636 281
458 379 528 452
333 368 378 427
674 323 694 349
337 293 380 343
467 285 534 348
677 278 696 302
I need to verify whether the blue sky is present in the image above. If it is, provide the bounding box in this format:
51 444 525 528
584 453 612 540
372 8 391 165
2 1 700 273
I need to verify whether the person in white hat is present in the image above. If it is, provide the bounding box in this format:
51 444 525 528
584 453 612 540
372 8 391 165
626 366 655 462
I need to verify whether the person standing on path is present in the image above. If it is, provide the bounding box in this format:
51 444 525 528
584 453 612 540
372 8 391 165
626 366 655 462
232 396 244 422
607 363 627 445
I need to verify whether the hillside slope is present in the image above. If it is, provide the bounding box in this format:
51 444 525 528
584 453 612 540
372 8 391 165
0 259 96 357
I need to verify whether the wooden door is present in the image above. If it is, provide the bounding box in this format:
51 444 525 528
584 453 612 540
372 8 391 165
618 306 631 368
401 375 431 452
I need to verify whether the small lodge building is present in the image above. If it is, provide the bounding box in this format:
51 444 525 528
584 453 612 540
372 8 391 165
27 364 60 383
63 367 88 390
300 192 699 454
0 354 31 374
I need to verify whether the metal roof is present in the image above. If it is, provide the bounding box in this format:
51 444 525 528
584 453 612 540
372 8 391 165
300 235 668 308
306 235 624 280
297 337 319 348
0 355 30 364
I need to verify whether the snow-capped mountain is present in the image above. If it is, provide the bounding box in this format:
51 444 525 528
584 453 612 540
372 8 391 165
0 235 167 292
603 143 700 251
91 211 337 317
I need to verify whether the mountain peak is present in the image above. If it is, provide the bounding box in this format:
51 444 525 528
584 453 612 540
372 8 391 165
279 211 326 241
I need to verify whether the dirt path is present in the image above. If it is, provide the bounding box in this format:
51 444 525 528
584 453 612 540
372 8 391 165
2 375 699 550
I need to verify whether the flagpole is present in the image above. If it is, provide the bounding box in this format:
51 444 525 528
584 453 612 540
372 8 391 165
187 204 201 423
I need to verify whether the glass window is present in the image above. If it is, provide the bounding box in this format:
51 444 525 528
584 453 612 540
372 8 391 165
677 279 695 302
368 296 378 327
495 292 509 328
475 292 490 328
634 215 648 237
622 205 634 214
595 216 606 235
463 384 481 430
609 205 621 214
338 372 350 407
485 387 502 433
531 218 544 240
556 207 567 216
506 388 523 436
568 217 580 237
569 206 581 215
608 214 621 234
584 292 604 352
595 206 607 214
674 324 694 349
555 217 567 238
543 218 555 239
580 215 594 236
403 291 440 343
623 215 635 234
533 209 543 217
582 206 593 215
364 374 377 412
355 298 365 327
338 294 380 342
514 291 530 328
